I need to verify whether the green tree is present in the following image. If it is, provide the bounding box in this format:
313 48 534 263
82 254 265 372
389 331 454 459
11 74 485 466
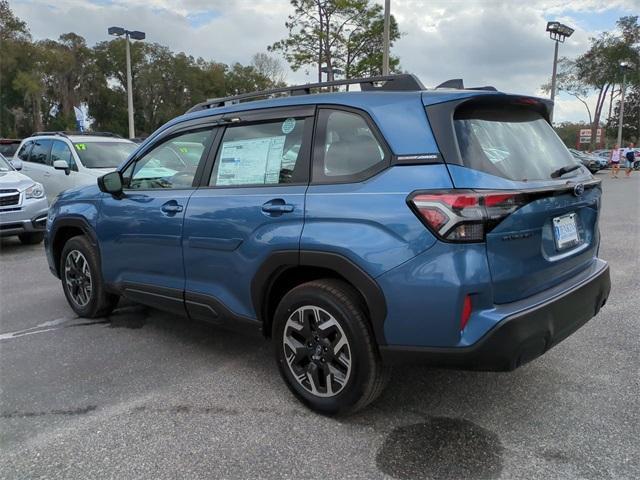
551 16 640 148
270 0 401 82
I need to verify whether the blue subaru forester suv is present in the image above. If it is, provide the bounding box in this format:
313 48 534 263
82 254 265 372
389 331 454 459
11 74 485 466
45 74 610 414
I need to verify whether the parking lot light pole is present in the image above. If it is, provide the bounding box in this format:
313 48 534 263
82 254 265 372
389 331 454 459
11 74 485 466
382 0 390 76
108 27 146 139
546 21 574 123
616 61 632 149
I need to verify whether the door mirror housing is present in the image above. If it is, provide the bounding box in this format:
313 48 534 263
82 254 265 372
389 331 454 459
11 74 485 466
10 159 23 171
98 171 123 196
53 159 70 175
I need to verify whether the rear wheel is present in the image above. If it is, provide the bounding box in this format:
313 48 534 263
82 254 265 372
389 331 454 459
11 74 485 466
18 232 44 245
60 235 118 318
273 279 389 415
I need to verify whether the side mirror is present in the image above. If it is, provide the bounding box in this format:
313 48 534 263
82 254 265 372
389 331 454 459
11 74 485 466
98 171 123 197
53 159 70 175
10 159 23 171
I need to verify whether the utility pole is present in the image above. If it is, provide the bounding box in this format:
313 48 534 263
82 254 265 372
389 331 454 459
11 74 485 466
616 62 631 149
125 32 135 139
382 0 390 75
545 22 574 123
549 40 559 122
108 27 146 139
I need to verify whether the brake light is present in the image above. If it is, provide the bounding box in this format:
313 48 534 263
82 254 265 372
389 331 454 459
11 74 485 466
409 190 525 242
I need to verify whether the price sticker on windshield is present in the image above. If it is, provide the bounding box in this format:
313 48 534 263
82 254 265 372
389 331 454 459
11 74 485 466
74 143 87 151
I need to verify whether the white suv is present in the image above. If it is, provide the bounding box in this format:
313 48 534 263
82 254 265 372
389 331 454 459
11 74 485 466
13 132 137 202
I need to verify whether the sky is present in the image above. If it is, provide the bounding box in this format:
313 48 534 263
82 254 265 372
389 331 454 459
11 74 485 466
10 0 639 123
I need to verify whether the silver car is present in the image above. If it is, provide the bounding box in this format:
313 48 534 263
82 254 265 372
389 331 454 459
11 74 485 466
0 153 49 244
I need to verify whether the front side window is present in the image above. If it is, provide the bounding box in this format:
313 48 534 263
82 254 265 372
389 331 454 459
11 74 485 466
29 140 53 165
209 117 309 187
314 109 387 182
454 107 579 181
124 129 214 190
51 141 77 171
73 141 136 169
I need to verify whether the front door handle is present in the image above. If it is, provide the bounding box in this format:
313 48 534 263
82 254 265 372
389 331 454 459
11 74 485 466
262 199 294 214
161 202 183 214
43 171 51 177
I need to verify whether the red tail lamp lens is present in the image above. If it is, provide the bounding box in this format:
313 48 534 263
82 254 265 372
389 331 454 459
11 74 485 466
460 295 472 331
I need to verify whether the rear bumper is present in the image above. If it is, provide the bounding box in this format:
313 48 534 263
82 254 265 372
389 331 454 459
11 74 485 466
380 259 610 371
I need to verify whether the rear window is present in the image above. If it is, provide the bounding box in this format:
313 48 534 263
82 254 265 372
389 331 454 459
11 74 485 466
454 108 577 181
73 141 137 169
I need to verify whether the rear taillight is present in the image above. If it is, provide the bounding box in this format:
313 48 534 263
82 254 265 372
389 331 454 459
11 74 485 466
409 190 526 242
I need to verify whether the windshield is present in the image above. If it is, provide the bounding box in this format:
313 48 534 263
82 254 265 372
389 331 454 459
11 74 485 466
73 141 137 169
454 108 578 181
0 154 13 172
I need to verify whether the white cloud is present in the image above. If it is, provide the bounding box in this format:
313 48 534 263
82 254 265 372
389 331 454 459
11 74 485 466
11 0 636 123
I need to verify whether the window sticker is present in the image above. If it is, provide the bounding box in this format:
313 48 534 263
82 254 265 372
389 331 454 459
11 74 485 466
74 143 87 151
216 136 285 186
281 118 296 134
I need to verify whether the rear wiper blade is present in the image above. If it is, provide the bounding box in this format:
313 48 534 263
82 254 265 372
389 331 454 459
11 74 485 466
550 164 581 178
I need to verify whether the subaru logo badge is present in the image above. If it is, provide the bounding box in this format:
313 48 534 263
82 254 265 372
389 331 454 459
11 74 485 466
573 183 584 196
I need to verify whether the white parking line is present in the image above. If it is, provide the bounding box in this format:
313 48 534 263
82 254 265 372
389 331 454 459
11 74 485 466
0 317 73 341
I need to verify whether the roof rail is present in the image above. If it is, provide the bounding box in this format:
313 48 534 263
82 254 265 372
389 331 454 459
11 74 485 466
31 131 123 138
435 79 497 92
186 74 426 113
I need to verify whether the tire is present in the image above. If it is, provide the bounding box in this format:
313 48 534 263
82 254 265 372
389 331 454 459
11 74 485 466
273 279 390 415
60 235 118 318
18 231 44 245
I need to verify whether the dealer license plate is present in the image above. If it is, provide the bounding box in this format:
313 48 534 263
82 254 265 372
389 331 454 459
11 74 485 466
553 213 579 250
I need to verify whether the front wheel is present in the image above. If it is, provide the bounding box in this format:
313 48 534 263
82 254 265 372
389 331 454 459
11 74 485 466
60 235 118 318
273 279 389 415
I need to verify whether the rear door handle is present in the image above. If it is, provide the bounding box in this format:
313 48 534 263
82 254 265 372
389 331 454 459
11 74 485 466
262 200 294 214
161 202 183 214
43 172 51 177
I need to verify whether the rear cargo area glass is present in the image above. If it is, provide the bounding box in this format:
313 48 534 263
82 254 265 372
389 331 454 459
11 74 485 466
454 108 577 181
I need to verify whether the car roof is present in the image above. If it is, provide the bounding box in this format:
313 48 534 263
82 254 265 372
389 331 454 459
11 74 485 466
25 135 135 144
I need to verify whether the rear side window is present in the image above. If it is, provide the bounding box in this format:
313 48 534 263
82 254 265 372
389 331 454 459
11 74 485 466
16 141 33 161
454 107 577 181
314 109 387 183
209 117 309 187
29 140 53 165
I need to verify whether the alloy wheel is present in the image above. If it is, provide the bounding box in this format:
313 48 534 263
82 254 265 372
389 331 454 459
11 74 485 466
64 250 92 307
282 305 352 398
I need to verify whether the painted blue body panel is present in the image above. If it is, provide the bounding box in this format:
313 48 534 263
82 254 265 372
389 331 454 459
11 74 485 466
96 189 194 293
183 185 306 318
301 165 452 278
446 164 600 304
377 241 494 346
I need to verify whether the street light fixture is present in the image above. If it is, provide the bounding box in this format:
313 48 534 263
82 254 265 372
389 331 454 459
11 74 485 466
616 61 633 149
546 21 574 122
108 26 146 139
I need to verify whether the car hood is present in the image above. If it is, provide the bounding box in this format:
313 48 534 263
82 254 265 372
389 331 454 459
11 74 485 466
0 169 37 191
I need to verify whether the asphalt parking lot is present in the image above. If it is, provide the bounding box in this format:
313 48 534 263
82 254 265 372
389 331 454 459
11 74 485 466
1 172 638 480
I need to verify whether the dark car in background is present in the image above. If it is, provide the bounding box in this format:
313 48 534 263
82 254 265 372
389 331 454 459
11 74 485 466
0 139 22 160
569 149 600 174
